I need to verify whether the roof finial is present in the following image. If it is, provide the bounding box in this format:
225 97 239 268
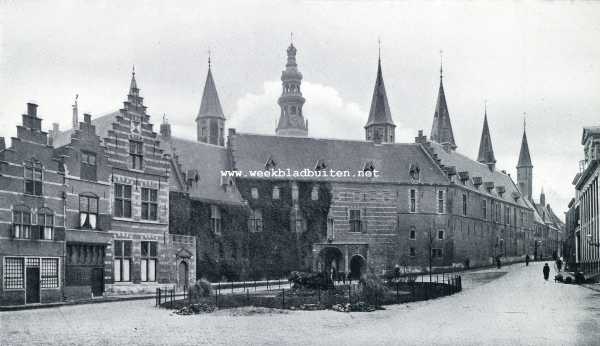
439 50 444 80
523 112 527 132
208 48 211 69
484 99 487 115
162 113 167 124
132 64 135 76
290 32 294 45
378 37 381 62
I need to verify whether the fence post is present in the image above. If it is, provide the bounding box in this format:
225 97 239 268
231 281 234 294
318 286 321 304
215 289 218 309
282 288 285 309
348 284 351 305
278 279 281 290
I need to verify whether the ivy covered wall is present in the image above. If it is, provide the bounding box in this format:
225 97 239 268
168 181 332 282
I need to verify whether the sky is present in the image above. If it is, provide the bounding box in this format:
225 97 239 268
1 1 599 218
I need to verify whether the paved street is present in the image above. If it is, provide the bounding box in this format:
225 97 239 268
2 262 599 346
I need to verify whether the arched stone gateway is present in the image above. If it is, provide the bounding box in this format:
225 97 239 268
317 247 343 275
349 254 366 280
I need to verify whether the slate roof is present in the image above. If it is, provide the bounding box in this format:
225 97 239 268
428 141 529 208
230 132 448 184
364 59 395 128
160 136 242 204
197 67 225 120
52 111 120 148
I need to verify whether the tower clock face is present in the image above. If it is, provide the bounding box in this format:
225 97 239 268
289 114 301 127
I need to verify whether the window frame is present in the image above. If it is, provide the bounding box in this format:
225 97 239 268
409 189 417 213
114 184 132 218
37 208 54 240
437 190 445 214
12 206 31 239
409 226 416 240
211 205 222 235
349 209 361 233
141 188 158 221
79 193 99 229
462 194 468 216
248 209 263 233
24 162 43 196
3 257 24 289
113 240 132 282
129 140 144 170
140 241 158 282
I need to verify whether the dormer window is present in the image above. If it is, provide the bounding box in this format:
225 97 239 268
265 156 276 170
363 160 375 172
472 176 483 189
458 171 470 185
315 159 327 171
484 181 495 193
496 186 506 198
409 164 420 181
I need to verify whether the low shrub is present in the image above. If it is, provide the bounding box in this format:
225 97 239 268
360 267 388 306
288 271 333 290
189 279 213 303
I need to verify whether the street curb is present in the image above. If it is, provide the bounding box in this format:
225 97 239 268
0 294 162 312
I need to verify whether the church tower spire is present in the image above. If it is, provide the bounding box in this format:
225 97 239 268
430 54 457 151
196 54 226 146
364 42 395 143
477 103 496 170
517 115 533 201
276 38 308 137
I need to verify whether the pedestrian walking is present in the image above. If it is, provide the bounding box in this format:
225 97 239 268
556 258 563 272
543 263 550 281
525 255 530 267
496 256 502 269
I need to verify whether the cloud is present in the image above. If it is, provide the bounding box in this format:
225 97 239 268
229 80 416 142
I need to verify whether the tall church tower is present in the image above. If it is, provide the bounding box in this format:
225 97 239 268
364 53 395 143
477 105 496 170
517 122 533 201
430 63 457 151
196 57 225 146
276 42 308 137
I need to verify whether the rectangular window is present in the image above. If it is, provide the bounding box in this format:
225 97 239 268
80 151 97 181
432 248 443 258
141 241 158 282
12 210 31 239
438 230 445 240
40 258 59 288
211 205 222 235
409 227 416 240
437 190 445 214
129 140 144 170
410 189 417 213
482 200 487 220
24 163 43 196
38 211 53 240
462 194 467 216
311 186 319 201
409 247 416 257
248 209 263 233
113 240 132 282
141 188 158 221
114 184 132 218
349 209 361 233
4 257 24 289
79 195 98 229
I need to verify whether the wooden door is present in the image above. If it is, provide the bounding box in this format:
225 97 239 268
26 267 40 304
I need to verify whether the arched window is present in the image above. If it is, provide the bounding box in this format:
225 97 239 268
79 192 98 229
12 205 31 239
38 207 54 240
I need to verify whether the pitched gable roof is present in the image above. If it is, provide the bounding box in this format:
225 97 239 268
517 129 533 168
230 132 447 184
477 111 496 165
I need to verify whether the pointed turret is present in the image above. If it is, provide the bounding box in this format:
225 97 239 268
276 40 308 137
517 127 533 168
123 66 147 115
517 119 534 201
72 94 79 129
196 56 226 146
430 62 457 150
540 187 546 206
477 105 496 169
365 52 395 143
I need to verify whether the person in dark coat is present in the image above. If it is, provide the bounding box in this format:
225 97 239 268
525 255 530 266
543 263 550 280
496 256 502 269
556 258 563 272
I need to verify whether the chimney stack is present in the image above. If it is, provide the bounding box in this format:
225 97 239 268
72 95 79 129
27 103 38 117
83 113 91 124
53 122 59 134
